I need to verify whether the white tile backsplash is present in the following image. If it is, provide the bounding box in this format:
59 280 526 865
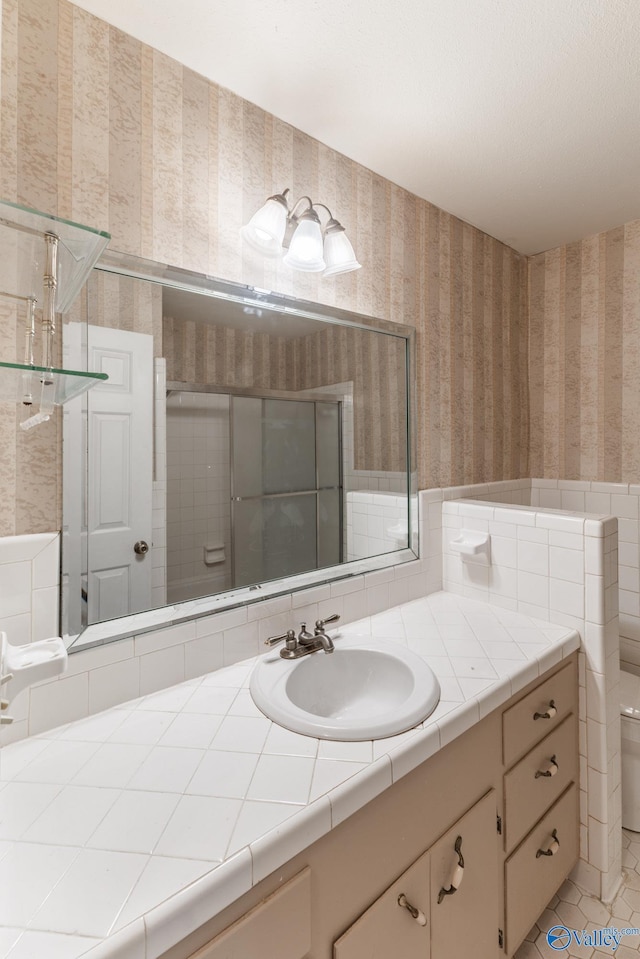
0 562 36 618
88 659 141 715
0 531 61 718
29 673 89 736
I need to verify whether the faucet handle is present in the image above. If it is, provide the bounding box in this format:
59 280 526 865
265 629 296 647
315 613 340 630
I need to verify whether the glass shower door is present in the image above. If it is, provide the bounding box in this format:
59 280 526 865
231 396 342 587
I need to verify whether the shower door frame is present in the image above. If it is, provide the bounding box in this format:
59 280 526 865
166 381 344 592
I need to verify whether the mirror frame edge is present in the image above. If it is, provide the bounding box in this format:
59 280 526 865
63 249 419 654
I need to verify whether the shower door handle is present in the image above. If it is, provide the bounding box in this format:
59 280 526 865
134 540 149 556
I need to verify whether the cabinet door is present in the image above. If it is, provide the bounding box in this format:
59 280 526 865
192 868 310 959
430 789 500 959
334 850 430 959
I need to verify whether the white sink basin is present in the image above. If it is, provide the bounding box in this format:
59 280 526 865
249 639 441 741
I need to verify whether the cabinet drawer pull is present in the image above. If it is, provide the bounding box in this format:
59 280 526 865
533 700 557 721
397 894 427 926
534 755 559 779
437 835 464 903
536 829 560 858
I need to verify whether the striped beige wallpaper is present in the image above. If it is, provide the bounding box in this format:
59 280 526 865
0 0 528 534
164 316 292 394
292 326 409 473
164 318 408 473
528 219 640 482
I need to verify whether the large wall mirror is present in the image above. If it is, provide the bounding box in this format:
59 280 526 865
62 251 416 651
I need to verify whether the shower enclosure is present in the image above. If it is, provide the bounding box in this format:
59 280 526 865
166 386 343 604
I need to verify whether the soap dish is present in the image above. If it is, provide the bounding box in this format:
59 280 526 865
0 632 68 722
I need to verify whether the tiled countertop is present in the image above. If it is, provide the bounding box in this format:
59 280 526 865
0 592 580 959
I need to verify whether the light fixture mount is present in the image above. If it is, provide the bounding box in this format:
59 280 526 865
242 188 361 277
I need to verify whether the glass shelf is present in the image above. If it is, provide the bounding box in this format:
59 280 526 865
0 199 110 313
0 200 110 414
0 362 108 406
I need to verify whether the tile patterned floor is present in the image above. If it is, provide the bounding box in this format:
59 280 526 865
515 829 640 958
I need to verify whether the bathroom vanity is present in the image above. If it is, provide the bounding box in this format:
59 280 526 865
169 655 578 959
0 594 580 959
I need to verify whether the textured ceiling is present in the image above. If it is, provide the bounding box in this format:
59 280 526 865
70 0 640 254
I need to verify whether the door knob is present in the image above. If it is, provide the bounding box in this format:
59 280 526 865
134 540 149 555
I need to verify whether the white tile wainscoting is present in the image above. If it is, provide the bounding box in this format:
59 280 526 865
345 491 411 560
530 480 640 667
0 532 61 743
0 533 60 649
433 477 640 665
0 479 631 904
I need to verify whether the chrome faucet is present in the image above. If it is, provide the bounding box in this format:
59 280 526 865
265 614 340 659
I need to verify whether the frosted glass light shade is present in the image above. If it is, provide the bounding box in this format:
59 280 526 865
283 218 325 272
241 197 287 256
241 190 361 277
323 230 362 276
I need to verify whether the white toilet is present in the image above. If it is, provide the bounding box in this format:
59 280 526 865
621 667 640 830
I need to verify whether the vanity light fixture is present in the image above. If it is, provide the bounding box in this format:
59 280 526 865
241 189 361 277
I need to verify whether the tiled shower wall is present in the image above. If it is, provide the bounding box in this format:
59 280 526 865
166 392 231 602
0 0 529 538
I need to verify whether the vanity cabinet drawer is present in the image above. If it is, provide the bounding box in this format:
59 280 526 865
503 714 578 852
502 660 577 766
191 868 310 959
504 784 579 955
